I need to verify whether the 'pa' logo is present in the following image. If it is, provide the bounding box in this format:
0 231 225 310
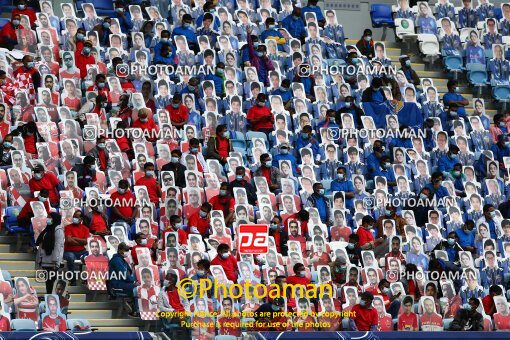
238 224 269 254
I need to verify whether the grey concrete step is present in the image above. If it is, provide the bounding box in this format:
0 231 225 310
67 310 113 319
431 85 470 93
69 301 120 310
87 318 145 327
0 253 35 261
426 78 448 87
0 261 35 271
28 278 43 287
386 48 403 58
27 278 93 290
86 293 111 302
95 327 143 331
7 269 37 277
72 292 111 302
390 61 425 71
344 39 403 57
381 41 402 49
32 285 90 294
416 70 451 78
0 236 17 244
61 285 91 294
345 39 402 50
71 294 87 302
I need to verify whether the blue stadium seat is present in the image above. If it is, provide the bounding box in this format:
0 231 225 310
467 64 489 98
444 55 464 80
465 63 485 74
494 7 503 21
370 4 395 41
93 0 115 16
215 336 237 340
246 131 269 149
4 206 23 234
492 85 510 101
492 85 510 110
246 131 268 142
0 0 14 14
38 302 45 315
93 0 114 10
370 4 395 28
310 270 318 283
11 319 37 331
504 273 510 285
232 147 248 165
231 139 247 150
342 318 350 330
234 131 245 140
444 55 463 71
1 270 10 282
322 179 333 195
484 48 493 60
0 18 10 30
240 153 249 167
443 318 454 330
233 146 247 157
28 224 37 247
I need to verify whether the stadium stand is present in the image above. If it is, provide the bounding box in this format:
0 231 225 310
0 0 509 337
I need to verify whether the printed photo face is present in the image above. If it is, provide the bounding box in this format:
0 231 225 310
494 296 509 314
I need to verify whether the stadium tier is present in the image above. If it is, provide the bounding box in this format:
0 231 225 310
0 0 508 338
